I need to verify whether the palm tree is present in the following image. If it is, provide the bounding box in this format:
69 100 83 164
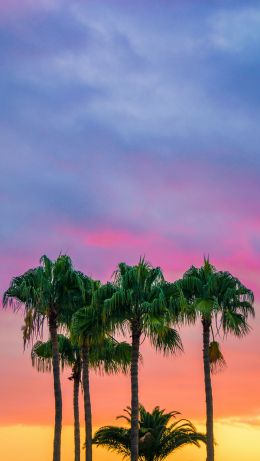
31 335 81 461
102 258 183 461
93 405 206 460
71 302 132 461
3 255 86 461
177 258 254 461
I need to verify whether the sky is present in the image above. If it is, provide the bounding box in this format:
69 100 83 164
0 0 260 460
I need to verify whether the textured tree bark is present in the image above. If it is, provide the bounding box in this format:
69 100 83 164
130 323 141 461
82 345 92 461
202 318 214 461
73 356 81 461
49 312 62 461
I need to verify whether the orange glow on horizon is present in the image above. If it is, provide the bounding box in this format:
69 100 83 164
0 421 259 461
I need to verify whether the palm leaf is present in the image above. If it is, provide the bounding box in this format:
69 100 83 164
209 341 226 374
93 405 206 461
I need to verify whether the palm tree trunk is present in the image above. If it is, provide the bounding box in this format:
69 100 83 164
49 312 62 461
202 318 214 461
82 345 92 461
73 356 81 461
130 323 141 461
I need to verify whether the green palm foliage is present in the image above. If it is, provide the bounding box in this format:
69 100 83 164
101 258 183 461
93 405 206 461
31 334 75 372
90 336 132 375
3 254 87 461
71 301 132 461
177 258 254 461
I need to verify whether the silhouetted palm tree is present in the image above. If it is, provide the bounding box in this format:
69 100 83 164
93 405 206 461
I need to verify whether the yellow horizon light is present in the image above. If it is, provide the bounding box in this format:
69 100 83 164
0 420 259 461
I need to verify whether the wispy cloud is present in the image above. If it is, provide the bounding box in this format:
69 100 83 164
217 415 260 429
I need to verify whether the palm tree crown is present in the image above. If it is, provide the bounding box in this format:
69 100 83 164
93 405 206 461
104 258 183 358
3 255 89 341
178 258 254 332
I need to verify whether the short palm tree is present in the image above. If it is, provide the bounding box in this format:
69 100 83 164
71 301 132 461
3 255 86 461
93 405 206 461
102 258 183 461
31 334 81 461
177 258 254 461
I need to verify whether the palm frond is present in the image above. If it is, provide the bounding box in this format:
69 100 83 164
93 426 130 458
102 259 183 357
31 334 75 372
93 405 206 461
3 254 90 345
149 326 183 356
209 341 226 374
177 259 254 338
90 337 132 375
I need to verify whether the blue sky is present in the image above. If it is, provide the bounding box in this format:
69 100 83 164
1 0 260 279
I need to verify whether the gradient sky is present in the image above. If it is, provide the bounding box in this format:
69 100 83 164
0 1 260 460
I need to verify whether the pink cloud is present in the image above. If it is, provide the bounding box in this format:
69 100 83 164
65 227 148 249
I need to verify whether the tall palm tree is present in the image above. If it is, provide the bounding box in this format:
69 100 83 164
71 302 132 461
31 335 81 461
93 405 206 461
177 258 254 461
3 255 86 461
102 258 183 461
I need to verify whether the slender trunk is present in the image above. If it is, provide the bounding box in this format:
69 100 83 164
82 345 92 461
130 323 141 461
73 356 81 461
49 312 62 461
202 318 214 461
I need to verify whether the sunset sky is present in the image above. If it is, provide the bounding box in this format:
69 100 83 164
0 1 260 460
